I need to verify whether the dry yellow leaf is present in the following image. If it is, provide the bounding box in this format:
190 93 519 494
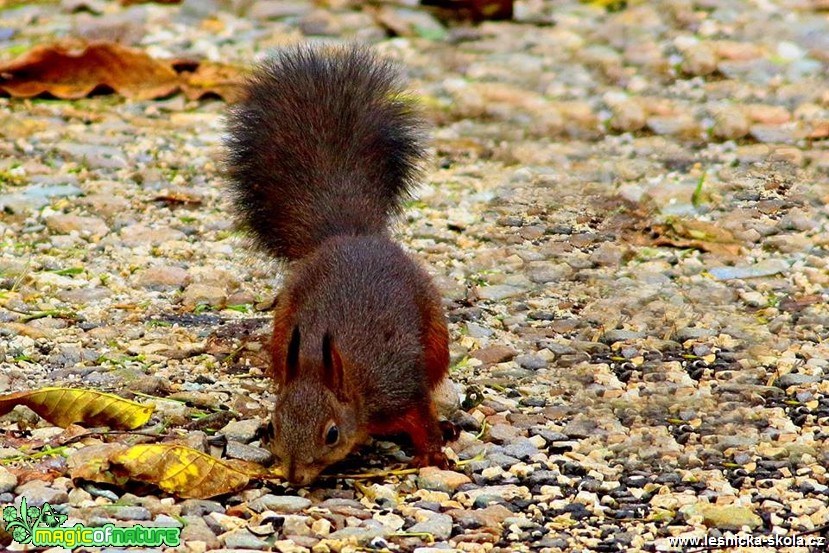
110 444 274 499
0 387 154 429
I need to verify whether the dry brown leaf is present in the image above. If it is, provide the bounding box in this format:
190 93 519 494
651 235 742 256
109 444 275 499
0 41 244 102
0 387 155 429
421 0 514 21
0 40 179 100
666 219 738 244
179 60 245 102
153 190 204 205
649 219 742 256
778 294 824 313
67 443 131 487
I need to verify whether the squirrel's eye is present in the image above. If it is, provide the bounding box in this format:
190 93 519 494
325 424 339 446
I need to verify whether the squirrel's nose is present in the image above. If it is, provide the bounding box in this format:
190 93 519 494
285 462 308 486
285 461 318 487
288 471 314 487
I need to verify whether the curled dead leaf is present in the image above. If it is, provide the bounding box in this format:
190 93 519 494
109 444 274 499
0 41 244 101
68 443 131 487
0 387 154 429
420 0 514 21
0 40 179 100
179 60 245 102
649 218 742 256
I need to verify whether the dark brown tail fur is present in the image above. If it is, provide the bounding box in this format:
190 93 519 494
224 46 425 260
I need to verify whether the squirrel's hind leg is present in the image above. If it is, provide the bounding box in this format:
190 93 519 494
369 401 449 469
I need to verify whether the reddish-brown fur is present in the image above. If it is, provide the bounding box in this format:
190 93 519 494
419 294 450 390
269 298 295 384
367 401 448 468
225 46 453 485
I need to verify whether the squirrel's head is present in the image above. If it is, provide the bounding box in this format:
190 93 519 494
265 327 364 486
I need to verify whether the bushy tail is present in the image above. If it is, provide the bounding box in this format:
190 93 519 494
225 46 425 260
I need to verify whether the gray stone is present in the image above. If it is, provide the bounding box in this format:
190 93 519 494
447 504 513 530
433 377 461 417
471 346 517 365
281 514 312 536
45 214 109 237
777 373 823 387
487 452 521 468
589 243 624 266
682 43 718 76
477 285 526 301
0 184 83 213
14 481 69 507
408 512 453 541
416 467 472 493
54 142 127 169
181 283 226 309
562 417 599 439
248 494 311 513
711 106 750 139
120 224 187 247
225 441 273 465
112 506 152 521
134 266 189 291
221 419 264 443
514 354 548 370
56 288 111 304
490 366 533 379
151 514 183 528
528 470 560 486
674 327 719 341
750 124 801 144
0 466 17 493
180 499 225 517
465 322 493 339
601 330 646 343
526 262 572 283
488 424 523 444
328 526 384 541
299 8 341 36
503 438 540 460
222 528 269 549
708 259 789 281
530 428 568 443
569 340 610 354
247 0 311 19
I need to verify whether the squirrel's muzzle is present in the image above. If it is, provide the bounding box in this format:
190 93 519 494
285 460 322 487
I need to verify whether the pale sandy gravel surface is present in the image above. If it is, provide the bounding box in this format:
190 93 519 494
0 1 828 552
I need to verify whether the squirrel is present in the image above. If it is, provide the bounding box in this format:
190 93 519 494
225 46 452 486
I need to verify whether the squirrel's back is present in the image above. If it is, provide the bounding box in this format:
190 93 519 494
225 46 425 260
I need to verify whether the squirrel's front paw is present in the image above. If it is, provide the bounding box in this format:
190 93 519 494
413 450 450 470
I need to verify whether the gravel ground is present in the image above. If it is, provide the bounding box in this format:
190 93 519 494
1 1 829 552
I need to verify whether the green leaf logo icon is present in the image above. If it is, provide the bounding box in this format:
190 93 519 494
4 497 34 544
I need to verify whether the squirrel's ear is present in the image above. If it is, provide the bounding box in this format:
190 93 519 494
285 326 301 383
322 332 346 400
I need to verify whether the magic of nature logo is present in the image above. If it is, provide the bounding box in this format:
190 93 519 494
4 497 181 548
